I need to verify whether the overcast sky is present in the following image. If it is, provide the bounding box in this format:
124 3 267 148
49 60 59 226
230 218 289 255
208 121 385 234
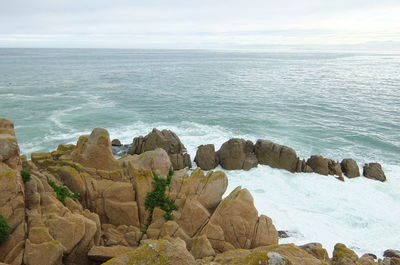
1 0 400 48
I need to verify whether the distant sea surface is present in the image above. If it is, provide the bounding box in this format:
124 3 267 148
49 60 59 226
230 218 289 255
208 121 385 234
1 48 399 256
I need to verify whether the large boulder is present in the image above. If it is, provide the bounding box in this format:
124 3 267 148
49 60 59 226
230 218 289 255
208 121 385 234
306 155 343 178
120 148 172 177
217 139 258 170
363 163 386 182
194 144 218 170
341 158 360 178
332 243 358 265
299 243 329 264
254 140 311 173
71 128 119 171
128 129 191 170
102 238 197 265
384 249 400 258
0 118 21 169
200 186 278 252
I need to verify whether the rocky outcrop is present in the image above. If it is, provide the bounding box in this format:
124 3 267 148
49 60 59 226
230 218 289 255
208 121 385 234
300 243 329 264
363 163 386 182
332 243 358 265
120 148 172 177
254 140 312 173
384 249 400 258
341 158 360 178
71 128 119 171
0 118 25 265
103 237 197 265
195 144 218 170
217 139 258 170
128 128 191 170
307 155 343 178
200 186 278 252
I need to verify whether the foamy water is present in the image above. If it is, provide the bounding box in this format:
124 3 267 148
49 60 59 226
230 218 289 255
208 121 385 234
1 48 399 257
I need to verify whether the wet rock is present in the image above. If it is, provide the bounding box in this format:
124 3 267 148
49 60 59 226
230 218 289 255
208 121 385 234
255 139 303 173
278 231 289 238
195 144 218 170
363 163 386 182
217 138 258 170
341 158 360 178
306 155 343 178
112 144 131 157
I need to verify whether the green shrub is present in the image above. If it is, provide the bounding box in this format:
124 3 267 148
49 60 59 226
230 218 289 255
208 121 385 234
138 169 177 243
0 215 10 244
20 170 31 183
47 179 80 205
144 169 177 221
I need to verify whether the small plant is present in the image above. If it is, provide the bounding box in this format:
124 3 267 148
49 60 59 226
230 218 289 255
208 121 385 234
47 179 80 205
144 169 178 221
0 215 10 244
20 170 31 183
138 169 177 244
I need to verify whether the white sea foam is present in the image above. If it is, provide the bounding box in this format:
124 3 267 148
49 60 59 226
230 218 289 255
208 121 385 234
48 106 82 130
107 121 400 257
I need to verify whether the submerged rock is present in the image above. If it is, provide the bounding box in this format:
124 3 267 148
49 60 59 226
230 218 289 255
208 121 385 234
363 163 386 182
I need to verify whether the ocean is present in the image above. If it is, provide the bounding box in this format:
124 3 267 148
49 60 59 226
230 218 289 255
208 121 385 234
0 48 399 256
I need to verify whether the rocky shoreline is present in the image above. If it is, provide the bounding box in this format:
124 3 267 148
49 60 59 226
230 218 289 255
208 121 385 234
0 118 397 265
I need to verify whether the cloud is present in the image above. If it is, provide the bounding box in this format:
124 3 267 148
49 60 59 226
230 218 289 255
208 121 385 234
1 0 399 48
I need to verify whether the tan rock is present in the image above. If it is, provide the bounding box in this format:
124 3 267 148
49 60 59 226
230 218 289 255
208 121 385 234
71 128 119 170
24 239 64 265
299 243 329 264
190 235 215 259
307 155 343 178
88 245 135 262
358 254 378 265
120 148 172 177
176 198 210 237
341 158 360 178
102 238 197 265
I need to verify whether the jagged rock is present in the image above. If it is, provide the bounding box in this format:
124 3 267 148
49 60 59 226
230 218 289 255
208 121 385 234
341 158 360 178
71 128 119 171
217 138 258 170
200 186 278 252
300 243 329 264
0 118 21 168
332 243 359 265
390 258 400 265
363 163 386 182
195 144 218 170
128 128 191 170
306 155 343 177
0 119 25 265
384 250 400 258
103 238 197 265
88 245 135 262
111 139 122 146
190 235 215 259
278 231 289 238
255 140 303 172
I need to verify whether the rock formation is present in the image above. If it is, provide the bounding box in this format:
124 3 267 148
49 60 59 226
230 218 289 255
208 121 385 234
195 144 218 170
128 128 191 170
341 158 360 178
217 138 258 170
363 163 386 182
306 155 343 179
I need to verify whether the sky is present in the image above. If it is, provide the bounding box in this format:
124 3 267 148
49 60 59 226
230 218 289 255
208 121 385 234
1 0 400 49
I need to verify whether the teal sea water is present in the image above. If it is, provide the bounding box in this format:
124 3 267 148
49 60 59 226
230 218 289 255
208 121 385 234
1 48 399 255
